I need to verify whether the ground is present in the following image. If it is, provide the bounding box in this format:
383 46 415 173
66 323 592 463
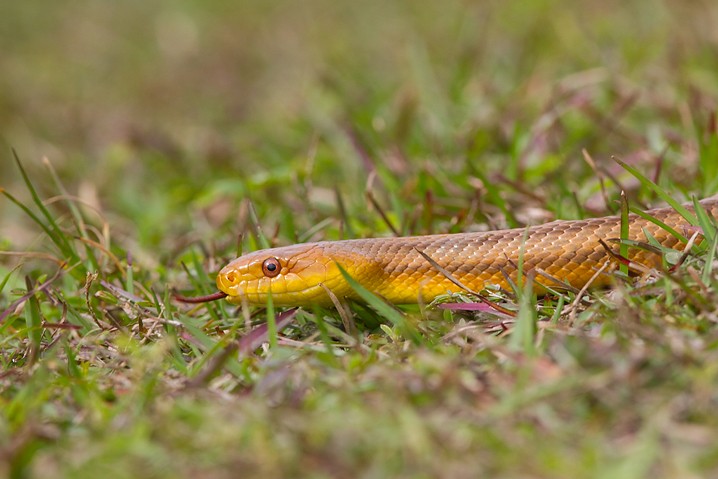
2 1 718 477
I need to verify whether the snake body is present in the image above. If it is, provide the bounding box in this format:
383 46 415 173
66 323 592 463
216 197 718 306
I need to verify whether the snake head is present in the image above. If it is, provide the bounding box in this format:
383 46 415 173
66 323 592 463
216 243 344 306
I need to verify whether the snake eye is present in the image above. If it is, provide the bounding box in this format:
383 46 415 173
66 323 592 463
262 257 281 278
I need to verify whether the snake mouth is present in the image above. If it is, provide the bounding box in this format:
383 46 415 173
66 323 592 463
216 267 266 303
218 272 337 306
216 268 240 296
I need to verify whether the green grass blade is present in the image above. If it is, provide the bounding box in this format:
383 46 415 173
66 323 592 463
2 189 63 253
337 263 423 345
64 338 81 378
43 157 101 272
185 249 226 322
515 227 529 291
265 291 277 349
125 254 134 296
62 300 95 333
24 276 44 364
702 231 718 285
629 206 688 243
12 150 78 257
692 196 716 245
508 276 536 355
0 265 19 295
247 200 271 250
616 158 697 225
619 191 629 275
308 308 340 363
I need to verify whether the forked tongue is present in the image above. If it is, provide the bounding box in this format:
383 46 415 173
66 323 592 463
173 291 228 303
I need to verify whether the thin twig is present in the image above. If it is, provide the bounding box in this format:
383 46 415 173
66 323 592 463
414 247 516 317
568 262 610 326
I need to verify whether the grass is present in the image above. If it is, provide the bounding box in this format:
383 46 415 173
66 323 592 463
2 0 718 477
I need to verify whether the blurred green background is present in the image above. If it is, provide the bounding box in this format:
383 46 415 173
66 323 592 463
3 0 717 257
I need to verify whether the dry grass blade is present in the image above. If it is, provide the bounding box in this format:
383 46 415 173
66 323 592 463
366 171 400 237
582 149 610 211
567 261 610 326
598 238 653 275
414 247 516 317
534 268 581 294
668 230 701 273
0 251 66 267
320 283 358 338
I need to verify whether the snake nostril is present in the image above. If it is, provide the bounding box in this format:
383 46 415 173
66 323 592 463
225 272 237 284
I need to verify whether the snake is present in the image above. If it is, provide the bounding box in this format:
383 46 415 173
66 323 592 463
206 196 718 307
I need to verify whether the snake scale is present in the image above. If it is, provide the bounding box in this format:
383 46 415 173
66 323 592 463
214 197 718 306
